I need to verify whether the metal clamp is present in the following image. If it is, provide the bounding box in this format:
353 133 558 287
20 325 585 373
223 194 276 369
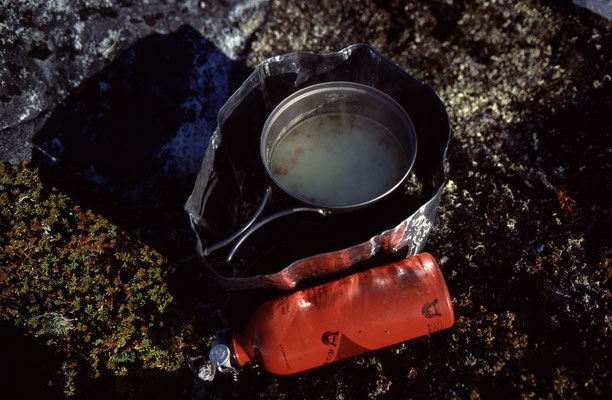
209 344 238 374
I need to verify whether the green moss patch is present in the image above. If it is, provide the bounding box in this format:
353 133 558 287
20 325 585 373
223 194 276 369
0 163 194 397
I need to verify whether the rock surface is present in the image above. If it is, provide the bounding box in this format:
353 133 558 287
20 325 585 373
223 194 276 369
0 0 269 164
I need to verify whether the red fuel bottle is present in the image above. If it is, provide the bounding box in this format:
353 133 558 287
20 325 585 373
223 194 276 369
209 253 454 375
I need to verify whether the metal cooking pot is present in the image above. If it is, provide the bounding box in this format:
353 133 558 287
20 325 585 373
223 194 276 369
204 81 417 260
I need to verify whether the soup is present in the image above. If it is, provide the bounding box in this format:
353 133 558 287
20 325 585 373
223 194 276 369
269 113 408 207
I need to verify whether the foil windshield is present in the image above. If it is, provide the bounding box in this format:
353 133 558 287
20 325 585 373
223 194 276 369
186 44 450 290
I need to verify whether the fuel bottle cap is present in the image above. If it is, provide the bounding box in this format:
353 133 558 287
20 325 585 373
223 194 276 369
209 344 237 374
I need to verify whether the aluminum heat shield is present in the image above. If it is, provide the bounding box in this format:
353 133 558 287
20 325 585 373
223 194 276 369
185 44 450 290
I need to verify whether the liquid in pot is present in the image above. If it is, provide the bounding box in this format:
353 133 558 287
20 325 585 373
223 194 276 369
269 113 407 207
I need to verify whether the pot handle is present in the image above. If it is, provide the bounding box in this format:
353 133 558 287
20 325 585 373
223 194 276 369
203 185 328 260
226 206 328 262
203 186 272 256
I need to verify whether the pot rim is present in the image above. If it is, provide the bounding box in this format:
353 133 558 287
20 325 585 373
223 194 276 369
260 81 418 211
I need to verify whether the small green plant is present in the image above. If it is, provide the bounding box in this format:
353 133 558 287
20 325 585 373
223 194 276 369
0 163 193 396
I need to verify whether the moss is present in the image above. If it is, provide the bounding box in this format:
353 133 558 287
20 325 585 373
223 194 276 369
0 163 195 397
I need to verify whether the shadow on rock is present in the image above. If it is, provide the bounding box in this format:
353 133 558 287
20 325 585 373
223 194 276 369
33 25 249 258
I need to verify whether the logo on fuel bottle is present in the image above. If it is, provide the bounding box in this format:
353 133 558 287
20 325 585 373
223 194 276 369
422 298 441 318
322 330 339 347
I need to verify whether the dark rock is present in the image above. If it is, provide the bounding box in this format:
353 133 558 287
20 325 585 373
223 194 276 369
32 25 248 256
0 0 269 164
572 0 612 19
